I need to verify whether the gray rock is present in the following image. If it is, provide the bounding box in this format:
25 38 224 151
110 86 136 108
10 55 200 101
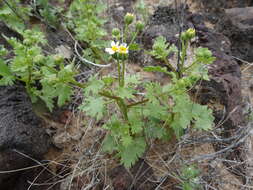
0 85 50 189
217 7 253 62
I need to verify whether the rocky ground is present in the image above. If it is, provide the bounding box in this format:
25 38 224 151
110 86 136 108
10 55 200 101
1 0 253 189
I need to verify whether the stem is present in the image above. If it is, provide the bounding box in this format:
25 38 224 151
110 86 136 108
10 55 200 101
121 61 125 87
164 57 178 78
123 25 129 43
99 91 129 121
117 59 121 86
129 30 139 46
178 39 188 78
27 61 32 93
182 60 197 73
127 99 148 108
70 80 86 88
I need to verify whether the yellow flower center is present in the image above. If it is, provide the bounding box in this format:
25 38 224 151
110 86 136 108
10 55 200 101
112 45 118 52
119 46 127 54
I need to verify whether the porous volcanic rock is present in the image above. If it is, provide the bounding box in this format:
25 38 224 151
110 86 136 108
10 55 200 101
0 85 50 189
216 7 253 62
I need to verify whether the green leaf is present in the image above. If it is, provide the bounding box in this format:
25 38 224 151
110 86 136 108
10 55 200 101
129 43 140 51
119 137 146 168
84 77 104 95
80 96 105 120
149 36 176 60
102 76 115 86
56 84 72 107
0 60 15 85
102 134 117 153
40 83 56 111
128 110 143 134
121 135 133 147
195 47 216 65
145 117 170 140
125 74 141 85
115 87 134 99
143 66 169 74
192 104 214 130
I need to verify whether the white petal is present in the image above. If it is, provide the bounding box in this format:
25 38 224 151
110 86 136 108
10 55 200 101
105 48 115 55
121 43 127 47
111 41 116 47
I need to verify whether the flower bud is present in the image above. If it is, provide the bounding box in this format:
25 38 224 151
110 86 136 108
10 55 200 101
54 54 64 64
186 28 196 39
112 28 120 37
124 13 135 25
180 31 188 41
136 21 144 31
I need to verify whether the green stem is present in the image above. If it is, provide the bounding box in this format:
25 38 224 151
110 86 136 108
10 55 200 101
127 99 148 108
164 57 178 78
117 59 121 86
99 91 129 122
121 61 125 87
123 25 129 43
129 30 139 46
182 60 197 73
27 63 32 93
178 40 188 78
70 80 86 88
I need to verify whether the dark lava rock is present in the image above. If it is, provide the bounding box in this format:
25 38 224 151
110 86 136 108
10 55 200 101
0 21 23 50
109 159 156 190
0 85 51 189
217 7 253 62
0 85 50 156
189 15 243 127
142 6 193 48
193 0 253 11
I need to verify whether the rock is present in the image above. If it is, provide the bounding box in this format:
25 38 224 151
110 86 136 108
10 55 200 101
217 7 253 62
0 85 50 189
191 0 253 11
190 16 244 127
142 6 193 48
0 21 23 50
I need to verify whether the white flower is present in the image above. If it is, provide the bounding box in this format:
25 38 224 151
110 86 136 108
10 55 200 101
105 41 119 55
118 43 129 54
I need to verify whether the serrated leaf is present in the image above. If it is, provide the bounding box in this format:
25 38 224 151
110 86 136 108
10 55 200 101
121 135 133 147
80 96 105 120
55 84 72 107
102 134 117 153
40 83 56 111
192 104 214 130
145 117 170 139
129 43 140 51
102 76 115 86
115 87 134 99
144 66 169 74
0 60 15 85
128 110 143 134
84 77 104 95
125 74 141 85
119 137 146 168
